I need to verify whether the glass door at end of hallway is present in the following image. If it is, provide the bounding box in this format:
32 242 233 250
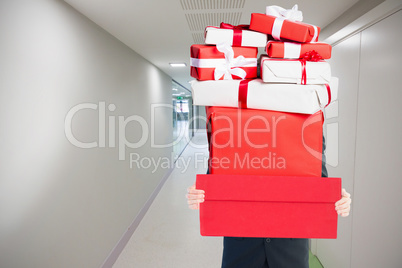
172 80 193 160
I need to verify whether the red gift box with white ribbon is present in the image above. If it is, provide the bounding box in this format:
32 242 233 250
196 174 341 238
190 44 258 81
206 106 324 177
250 13 320 43
249 5 320 43
204 23 267 47
266 41 332 59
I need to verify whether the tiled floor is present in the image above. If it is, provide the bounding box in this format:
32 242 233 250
113 130 324 268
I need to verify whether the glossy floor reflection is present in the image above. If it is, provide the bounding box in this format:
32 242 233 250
173 119 191 160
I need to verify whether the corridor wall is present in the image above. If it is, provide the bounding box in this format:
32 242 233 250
316 8 402 268
195 105 207 129
0 0 173 267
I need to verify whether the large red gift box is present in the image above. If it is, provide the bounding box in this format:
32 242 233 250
249 13 320 43
266 41 332 59
207 106 323 177
190 44 258 81
196 174 341 238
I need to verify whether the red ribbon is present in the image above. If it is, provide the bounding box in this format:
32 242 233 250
301 50 323 62
238 80 251 109
325 84 331 108
300 60 307 85
220 23 249 47
300 50 323 84
220 22 249 30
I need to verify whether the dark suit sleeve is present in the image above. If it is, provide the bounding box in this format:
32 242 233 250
322 135 328 178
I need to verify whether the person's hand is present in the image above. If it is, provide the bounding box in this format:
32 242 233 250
186 183 205 210
335 188 351 217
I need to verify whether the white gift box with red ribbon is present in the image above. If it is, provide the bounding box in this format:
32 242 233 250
205 24 268 47
261 56 331 85
191 78 338 115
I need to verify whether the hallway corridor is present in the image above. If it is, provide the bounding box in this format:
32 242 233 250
113 131 223 267
1 1 401 267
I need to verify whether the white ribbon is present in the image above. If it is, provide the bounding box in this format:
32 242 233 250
271 18 284 40
266 5 303 22
266 5 303 40
311 25 318 42
213 42 257 80
190 58 256 67
283 42 302 58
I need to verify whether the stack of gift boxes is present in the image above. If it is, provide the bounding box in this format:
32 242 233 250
190 5 341 239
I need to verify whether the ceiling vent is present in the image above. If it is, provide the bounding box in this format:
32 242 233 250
180 0 245 10
181 0 246 44
185 12 242 31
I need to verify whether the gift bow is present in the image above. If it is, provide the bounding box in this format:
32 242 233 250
299 52 323 84
266 4 303 22
302 50 323 62
214 42 255 80
299 50 323 84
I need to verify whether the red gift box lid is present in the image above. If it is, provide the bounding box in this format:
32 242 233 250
196 174 341 238
197 174 340 203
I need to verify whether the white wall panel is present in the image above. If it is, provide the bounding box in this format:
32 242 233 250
316 33 361 268
351 10 402 268
0 0 173 267
316 9 402 268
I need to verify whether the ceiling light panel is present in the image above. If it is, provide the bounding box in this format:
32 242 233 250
170 63 187 67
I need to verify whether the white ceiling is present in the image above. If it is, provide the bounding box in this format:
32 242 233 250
63 0 360 89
